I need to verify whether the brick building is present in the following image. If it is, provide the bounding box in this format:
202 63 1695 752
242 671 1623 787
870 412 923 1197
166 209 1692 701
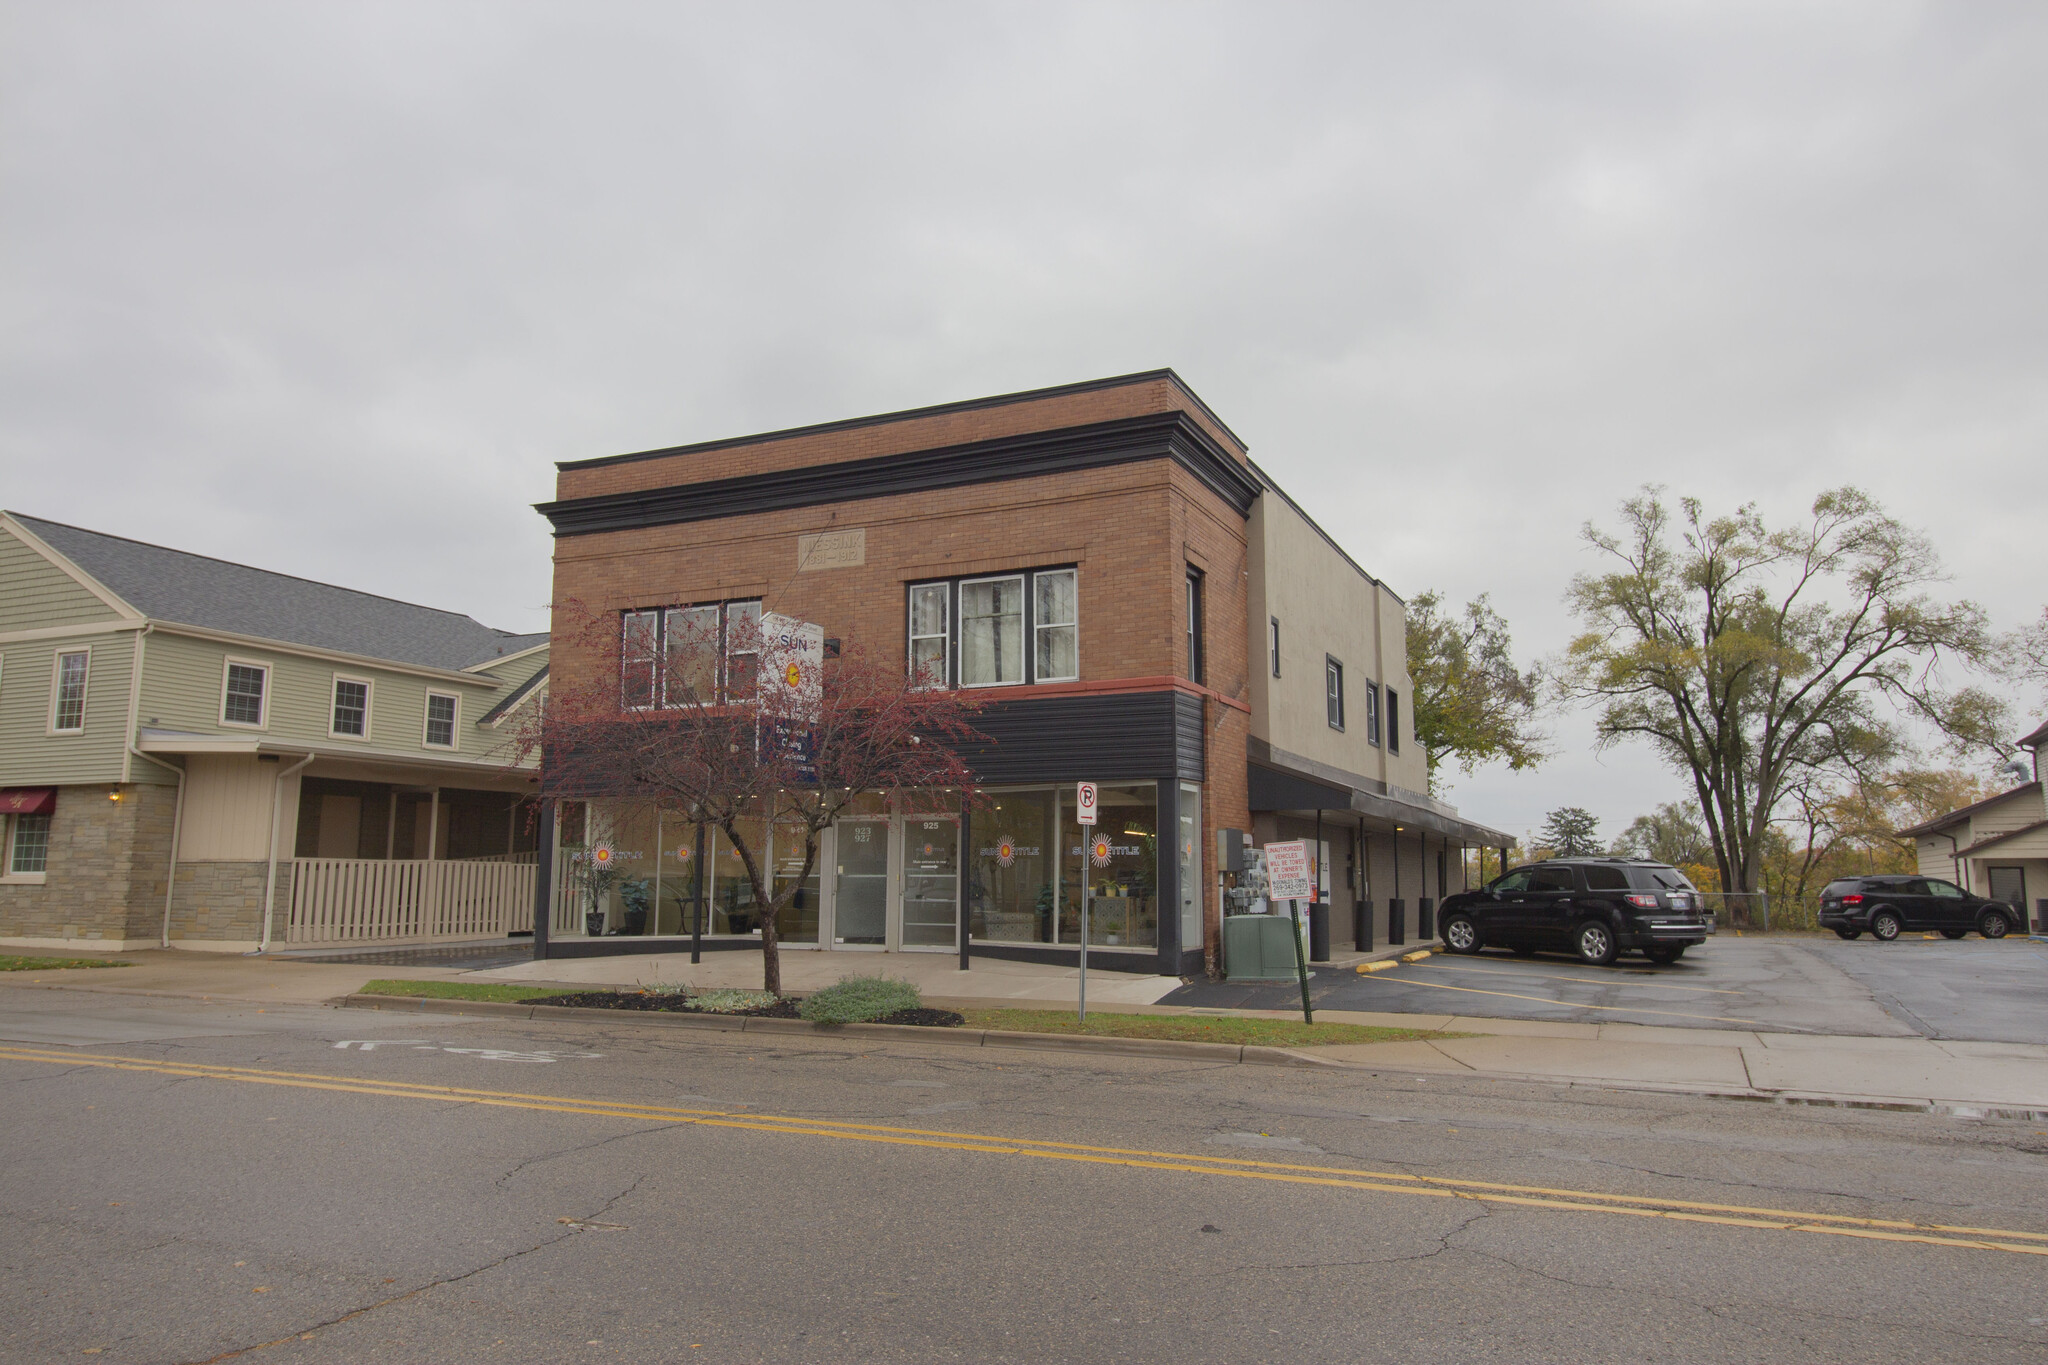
533 371 1507 975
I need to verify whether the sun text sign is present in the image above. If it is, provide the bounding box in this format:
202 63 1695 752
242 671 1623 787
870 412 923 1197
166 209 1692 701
759 612 825 721
1264 840 1313 902
1075 782 1098 827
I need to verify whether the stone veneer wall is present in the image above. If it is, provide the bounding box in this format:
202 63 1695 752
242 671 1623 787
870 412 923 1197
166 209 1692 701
166 861 283 943
0 782 177 944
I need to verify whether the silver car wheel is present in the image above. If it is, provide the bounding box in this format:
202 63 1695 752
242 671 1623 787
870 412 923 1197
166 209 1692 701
1445 918 1477 951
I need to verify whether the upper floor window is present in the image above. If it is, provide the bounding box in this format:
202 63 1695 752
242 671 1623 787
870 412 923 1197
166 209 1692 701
1186 570 1204 684
1385 687 1401 753
1325 657 1345 730
1269 618 1281 678
423 692 459 748
1365 681 1381 746
51 650 88 733
907 567 1078 689
621 599 763 710
221 660 269 728
331 677 371 738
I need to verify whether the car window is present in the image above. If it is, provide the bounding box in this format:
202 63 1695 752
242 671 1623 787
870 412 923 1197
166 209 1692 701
1644 868 1696 891
1491 869 1534 893
1822 880 1862 899
1530 865 1578 892
1925 880 1965 898
1897 880 1930 896
1583 866 1630 891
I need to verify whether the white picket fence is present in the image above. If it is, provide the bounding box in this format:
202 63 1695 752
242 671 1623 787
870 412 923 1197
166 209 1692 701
286 857 537 944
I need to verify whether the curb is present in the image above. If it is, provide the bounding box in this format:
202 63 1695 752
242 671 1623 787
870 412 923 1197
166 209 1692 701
338 994 1344 1067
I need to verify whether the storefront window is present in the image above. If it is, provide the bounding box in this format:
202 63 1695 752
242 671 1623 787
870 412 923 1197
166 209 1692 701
771 819 822 945
970 789 1057 944
1059 784 1158 949
710 818 768 934
1179 783 1201 953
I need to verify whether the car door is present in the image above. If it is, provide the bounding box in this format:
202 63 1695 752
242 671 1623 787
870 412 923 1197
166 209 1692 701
1523 864 1582 949
1479 867 1536 940
1921 878 1972 930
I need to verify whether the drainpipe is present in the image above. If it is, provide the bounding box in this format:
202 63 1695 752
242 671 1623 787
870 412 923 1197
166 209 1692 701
1936 832 1962 889
256 753 317 954
127 745 186 948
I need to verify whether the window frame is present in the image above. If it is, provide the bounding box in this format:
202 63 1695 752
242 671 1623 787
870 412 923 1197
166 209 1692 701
1185 569 1204 685
906 565 1079 690
1385 687 1401 753
907 582 952 690
620 599 765 711
957 572 1028 689
49 647 90 735
1365 681 1381 747
422 690 460 749
1325 656 1345 731
1269 617 1281 678
219 657 272 730
329 674 374 741
4 811 52 883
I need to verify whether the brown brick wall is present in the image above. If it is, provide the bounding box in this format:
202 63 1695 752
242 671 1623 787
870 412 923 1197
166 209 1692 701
555 374 1249 501
0 783 176 944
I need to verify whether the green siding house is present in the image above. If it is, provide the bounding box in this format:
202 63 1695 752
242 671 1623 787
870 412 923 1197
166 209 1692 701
0 512 547 951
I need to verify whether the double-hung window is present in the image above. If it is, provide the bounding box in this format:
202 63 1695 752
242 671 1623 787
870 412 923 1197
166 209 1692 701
1325 657 1345 730
423 692 459 748
621 600 763 709
1365 681 1381 746
331 677 371 738
1386 687 1401 753
1269 618 1281 678
51 650 88 733
6 813 50 878
1185 570 1204 684
221 660 269 728
908 567 1078 689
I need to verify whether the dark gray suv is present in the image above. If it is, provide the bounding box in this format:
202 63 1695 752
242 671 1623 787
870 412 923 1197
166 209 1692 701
1436 858 1713 966
1818 875 2020 941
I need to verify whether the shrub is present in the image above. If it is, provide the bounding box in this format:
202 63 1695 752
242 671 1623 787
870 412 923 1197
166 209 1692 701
798 974 922 1025
690 988 780 1013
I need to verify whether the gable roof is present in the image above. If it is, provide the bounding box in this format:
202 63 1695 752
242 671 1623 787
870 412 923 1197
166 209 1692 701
8 513 545 672
1957 818 2048 858
2019 719 2048 751
1897 781 2043 837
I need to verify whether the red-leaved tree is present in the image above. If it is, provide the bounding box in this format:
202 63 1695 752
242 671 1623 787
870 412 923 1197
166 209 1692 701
520 601 983 995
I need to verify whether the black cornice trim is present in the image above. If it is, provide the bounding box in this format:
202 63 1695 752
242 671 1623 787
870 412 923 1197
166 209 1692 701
555 368 1246 471
535 411 1263 537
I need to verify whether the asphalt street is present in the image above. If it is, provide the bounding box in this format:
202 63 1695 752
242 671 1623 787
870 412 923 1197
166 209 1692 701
5 988 2047 1364
1170 936 2048 1043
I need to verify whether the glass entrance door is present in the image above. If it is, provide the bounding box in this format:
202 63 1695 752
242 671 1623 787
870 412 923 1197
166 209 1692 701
833 818 889 946
901 817 960 950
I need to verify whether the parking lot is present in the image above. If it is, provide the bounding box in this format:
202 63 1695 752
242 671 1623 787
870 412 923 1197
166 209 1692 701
1166 934 2048 1044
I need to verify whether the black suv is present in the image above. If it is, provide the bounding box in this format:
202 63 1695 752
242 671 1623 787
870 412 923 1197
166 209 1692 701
1818 875 2021 941
1436 858 1712 966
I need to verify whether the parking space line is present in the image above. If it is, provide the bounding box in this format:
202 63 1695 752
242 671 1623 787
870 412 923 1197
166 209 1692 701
1348 975 1792 1029
1414 962 1748 995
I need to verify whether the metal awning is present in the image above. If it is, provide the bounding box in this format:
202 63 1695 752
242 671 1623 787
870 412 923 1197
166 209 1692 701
1247 761 1509 846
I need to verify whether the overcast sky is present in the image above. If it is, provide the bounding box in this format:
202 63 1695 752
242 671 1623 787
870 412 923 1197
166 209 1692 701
5 2 2044 839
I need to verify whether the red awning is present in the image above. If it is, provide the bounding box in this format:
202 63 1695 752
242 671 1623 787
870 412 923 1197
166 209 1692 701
0 788 56 816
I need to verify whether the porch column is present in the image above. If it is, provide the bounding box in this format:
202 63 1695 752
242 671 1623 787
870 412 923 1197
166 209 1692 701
532 800 556 959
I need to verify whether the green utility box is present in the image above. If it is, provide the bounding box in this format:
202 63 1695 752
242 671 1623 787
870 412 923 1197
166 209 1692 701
1223 913 1305 981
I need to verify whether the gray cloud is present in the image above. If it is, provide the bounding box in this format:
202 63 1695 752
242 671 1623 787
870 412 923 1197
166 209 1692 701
5 1 2043 835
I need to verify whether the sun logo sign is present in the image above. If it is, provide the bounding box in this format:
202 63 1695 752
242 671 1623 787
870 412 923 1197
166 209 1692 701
590 843 615 869
784 661 803 689
995 836 1017 868
1090 836 1112 868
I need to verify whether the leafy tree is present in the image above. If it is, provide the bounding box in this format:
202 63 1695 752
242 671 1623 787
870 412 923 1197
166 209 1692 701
527 603 982 995
2008 607 2048 712
1406 591 1547 793
1559 486 1999 897
1611 801 1712 868
1538 806 1601 857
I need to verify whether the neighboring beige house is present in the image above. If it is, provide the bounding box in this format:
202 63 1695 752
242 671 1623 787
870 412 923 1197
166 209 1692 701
0 512 547 952
1902 720 2048 936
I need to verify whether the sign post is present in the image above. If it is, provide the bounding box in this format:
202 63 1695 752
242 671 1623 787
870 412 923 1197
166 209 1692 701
1075 782 1097 1021
1263 839 1316 1024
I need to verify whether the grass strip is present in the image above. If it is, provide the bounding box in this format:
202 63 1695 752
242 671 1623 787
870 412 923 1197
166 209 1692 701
0 955 132 972
959 1009 1455 1048
358 978 596 1004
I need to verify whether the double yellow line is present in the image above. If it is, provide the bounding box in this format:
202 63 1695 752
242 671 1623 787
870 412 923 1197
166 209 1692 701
6 1044 2044 1258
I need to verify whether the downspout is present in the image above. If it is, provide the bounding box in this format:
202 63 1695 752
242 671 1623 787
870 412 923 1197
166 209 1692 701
1936 832 1961 889
256 753 317 954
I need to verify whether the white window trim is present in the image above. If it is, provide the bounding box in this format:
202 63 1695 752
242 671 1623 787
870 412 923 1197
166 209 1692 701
907 582 951 690
1325 655 1345 731
2 814 49 885
422 690 461 748
1032 568 1080 685
958 573 1028 690
219 656 272 730
329 673 375 741
49 646 90 735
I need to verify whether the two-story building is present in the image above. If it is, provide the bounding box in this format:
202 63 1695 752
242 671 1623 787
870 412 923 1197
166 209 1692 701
1902 720 2048 935
532 370 1507 974
0 512 548 952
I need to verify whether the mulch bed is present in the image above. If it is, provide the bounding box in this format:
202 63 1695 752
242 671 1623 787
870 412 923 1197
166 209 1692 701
525 994 963 1027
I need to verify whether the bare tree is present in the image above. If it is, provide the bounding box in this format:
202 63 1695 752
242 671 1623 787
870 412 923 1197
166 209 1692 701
525 602 983 995
1560 486 1998 897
